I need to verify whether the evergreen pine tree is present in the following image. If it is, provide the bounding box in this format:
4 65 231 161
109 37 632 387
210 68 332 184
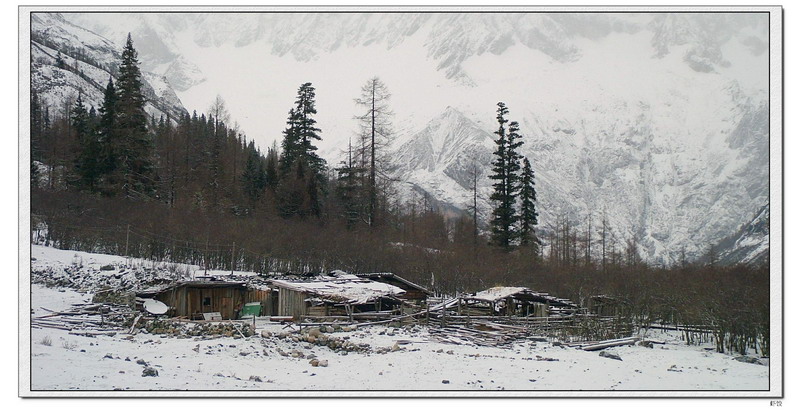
264 142 279 192
279 83 325 176
241 141 266 204
277 82 326 218
114 33 154 198
335 139 368 227
518 157 539 250
55 51 66 69
30 90 44 189
71 95 102 191
97 77 117 181
279 107 299 176
489 102 512 249
488 102 525 250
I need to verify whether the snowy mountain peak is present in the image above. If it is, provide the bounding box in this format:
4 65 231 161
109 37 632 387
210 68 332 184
31 13 187 123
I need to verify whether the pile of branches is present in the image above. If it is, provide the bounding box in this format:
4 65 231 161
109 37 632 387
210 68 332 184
427 321 539 348
31 302 135 337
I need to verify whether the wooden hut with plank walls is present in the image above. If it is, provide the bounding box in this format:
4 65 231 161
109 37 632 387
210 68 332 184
459 286 579 318
137 281 271 320
268 275 407 320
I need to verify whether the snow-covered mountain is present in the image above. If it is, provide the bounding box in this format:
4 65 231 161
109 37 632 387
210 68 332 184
717 203 769 266
43 11 769 264
30 13 187 122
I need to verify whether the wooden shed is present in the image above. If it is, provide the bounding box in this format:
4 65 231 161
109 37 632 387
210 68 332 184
268 276 407 319
459 286 579 318
138 281 271 320
354 272 431 303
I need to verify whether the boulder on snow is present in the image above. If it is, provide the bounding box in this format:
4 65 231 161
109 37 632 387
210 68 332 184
734 355 762 365
141 367 159 377
599 351 622 361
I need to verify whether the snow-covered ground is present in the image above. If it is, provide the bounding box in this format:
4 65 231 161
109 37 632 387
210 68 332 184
26 246 769 393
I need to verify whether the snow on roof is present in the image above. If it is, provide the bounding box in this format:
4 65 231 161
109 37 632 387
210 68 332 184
354 272 431 294
469 287 530 302
466 286 579 308
269 277 406 305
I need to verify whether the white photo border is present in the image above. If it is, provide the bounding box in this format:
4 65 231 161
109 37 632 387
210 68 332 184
18 4 783 398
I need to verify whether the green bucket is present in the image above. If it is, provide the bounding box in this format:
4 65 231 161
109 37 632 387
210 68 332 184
240 302 262 318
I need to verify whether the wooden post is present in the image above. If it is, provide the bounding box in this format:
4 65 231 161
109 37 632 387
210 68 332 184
231 242 236 275
440 298 446 327
124 224 130 258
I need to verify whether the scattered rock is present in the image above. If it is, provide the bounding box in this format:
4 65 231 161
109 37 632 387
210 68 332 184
239 351 250 356
638 340 654 349
442 380 450 384
136 359 148 366
100 265 115 271
103 353 114 359
141 367 159 377
599 351 622 361
319 359 328 367
249 375 263 382
734 356 762 365
309 359 320 367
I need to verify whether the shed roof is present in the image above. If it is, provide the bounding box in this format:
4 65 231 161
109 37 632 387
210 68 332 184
353 272 431 295
269 277 405 304
465 286 578 308
136 280 260 297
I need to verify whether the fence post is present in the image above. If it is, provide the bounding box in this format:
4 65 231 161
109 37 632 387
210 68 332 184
124 224 130 262
205 235 209 274
231 242 236 275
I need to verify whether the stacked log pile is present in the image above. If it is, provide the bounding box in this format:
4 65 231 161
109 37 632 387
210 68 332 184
426 321 539 347
31 302 135 336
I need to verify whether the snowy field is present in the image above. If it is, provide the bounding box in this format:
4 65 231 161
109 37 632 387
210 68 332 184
26 246 769 393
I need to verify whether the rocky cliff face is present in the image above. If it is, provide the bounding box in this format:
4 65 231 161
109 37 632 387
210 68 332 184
716 203 769 266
